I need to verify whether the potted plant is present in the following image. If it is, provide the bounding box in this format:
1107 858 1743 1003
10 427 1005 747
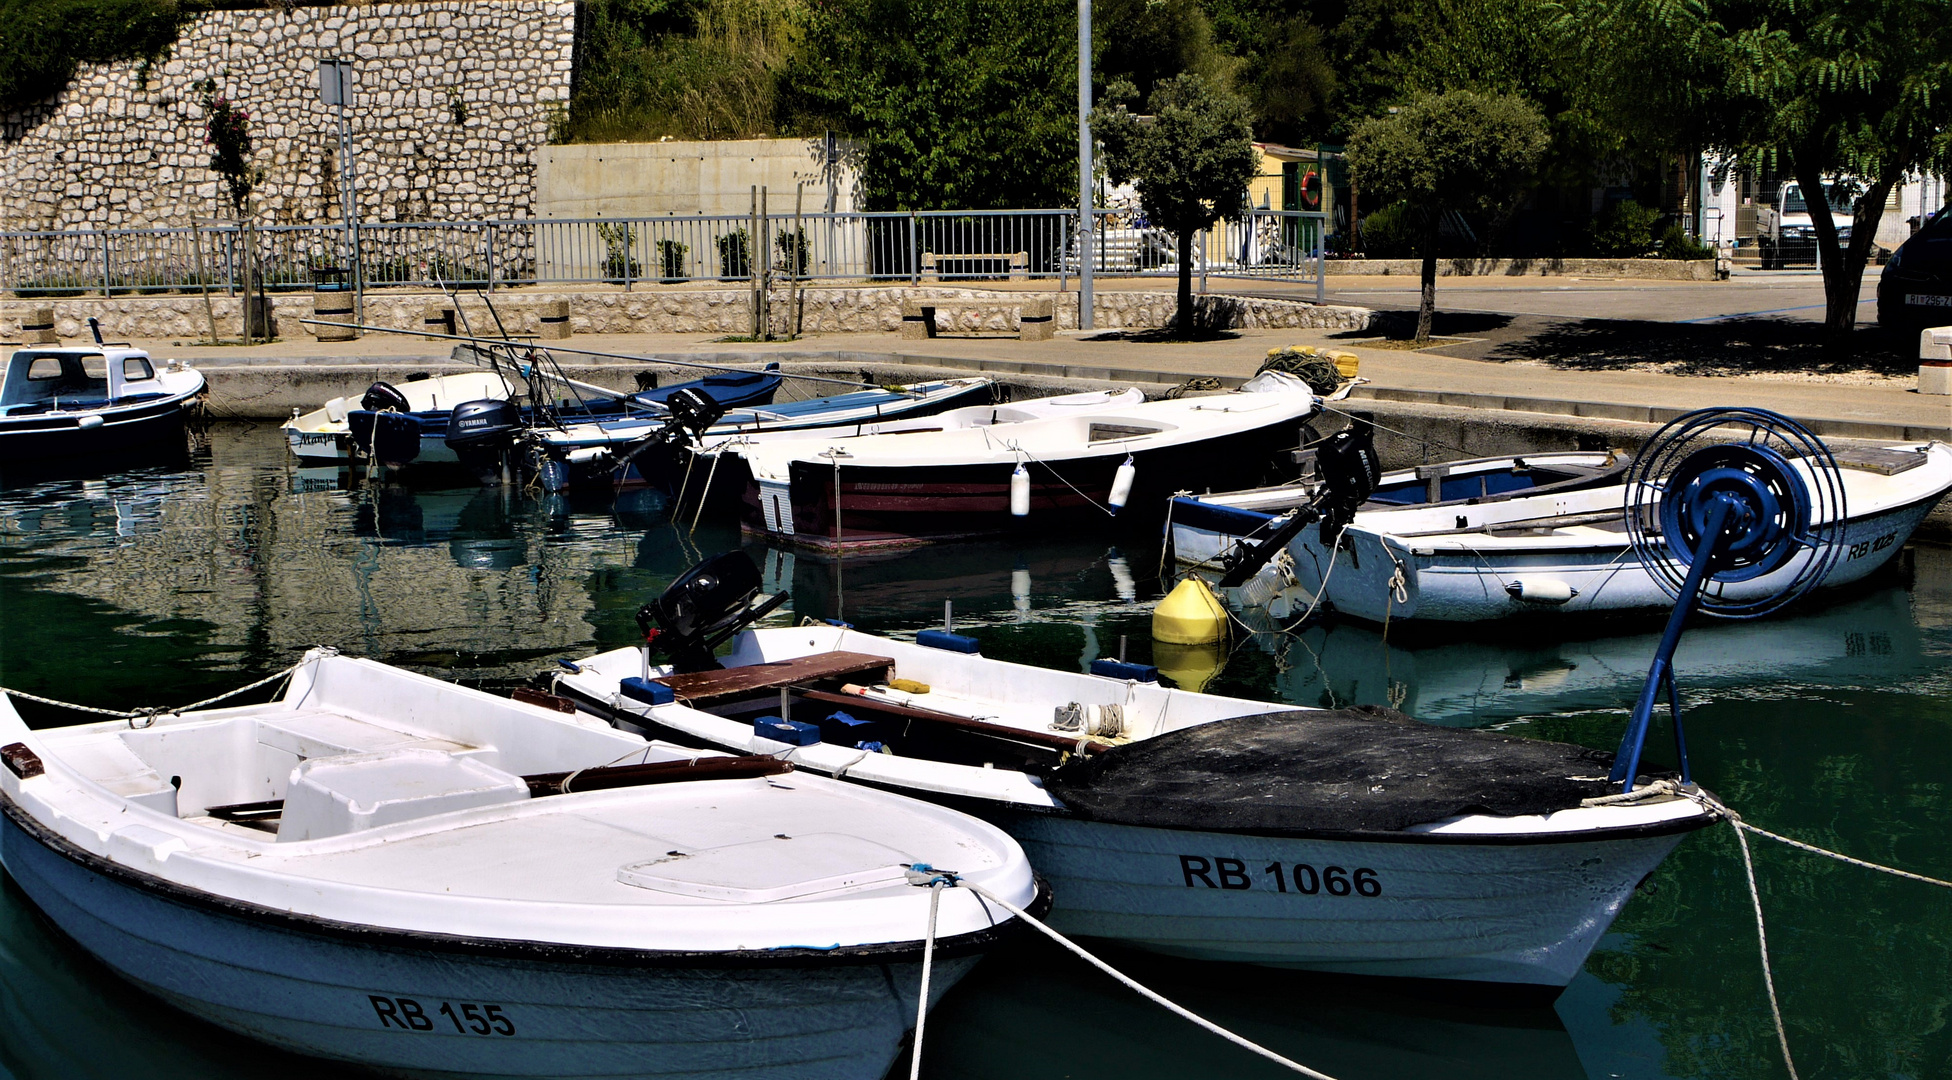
716 228 751 280
657 239 689 283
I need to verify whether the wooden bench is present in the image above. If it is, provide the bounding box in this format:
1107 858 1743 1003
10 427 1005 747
901 296 1055 342
920 251 1029 283
654 651 896 706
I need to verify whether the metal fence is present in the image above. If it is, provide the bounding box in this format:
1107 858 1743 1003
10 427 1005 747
0 208 1327 297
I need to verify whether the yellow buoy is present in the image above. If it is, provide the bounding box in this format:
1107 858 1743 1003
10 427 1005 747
1152 639 1228 693
1153 577 1228 645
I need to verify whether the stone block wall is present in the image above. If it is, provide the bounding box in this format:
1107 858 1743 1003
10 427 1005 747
2 286 1374 342
0 1 575 235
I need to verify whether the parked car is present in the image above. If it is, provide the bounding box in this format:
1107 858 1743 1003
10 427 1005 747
1756 180 1856 269
1878 208 1952 331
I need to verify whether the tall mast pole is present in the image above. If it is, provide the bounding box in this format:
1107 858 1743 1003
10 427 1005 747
1077 0 1094 330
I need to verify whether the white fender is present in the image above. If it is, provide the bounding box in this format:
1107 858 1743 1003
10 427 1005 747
1010 463 1031 517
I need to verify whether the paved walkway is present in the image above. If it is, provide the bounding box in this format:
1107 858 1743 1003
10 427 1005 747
144 320 1949 440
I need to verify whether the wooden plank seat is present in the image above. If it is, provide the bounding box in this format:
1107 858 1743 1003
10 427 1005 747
655 652 896 706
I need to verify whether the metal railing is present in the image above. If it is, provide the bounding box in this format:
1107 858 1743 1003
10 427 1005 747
0 208 1327 296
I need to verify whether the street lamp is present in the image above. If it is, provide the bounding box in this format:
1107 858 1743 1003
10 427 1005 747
319 59 364 320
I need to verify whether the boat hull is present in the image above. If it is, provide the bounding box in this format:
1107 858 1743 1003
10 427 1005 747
998 813 1689 989
749 417 1303 552
0 804 975 1080
1308 491 1943 625
0 393 196 462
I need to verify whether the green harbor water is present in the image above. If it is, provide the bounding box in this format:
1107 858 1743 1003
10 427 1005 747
2 424 1950 1080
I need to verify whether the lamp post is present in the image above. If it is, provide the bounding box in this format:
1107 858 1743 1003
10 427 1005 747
319 59 364 321
1077 0 1094 330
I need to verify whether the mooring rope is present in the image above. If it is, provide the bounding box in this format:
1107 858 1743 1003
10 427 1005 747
1664 786 1952 1080
1 655 318 726
910 872 1341 1079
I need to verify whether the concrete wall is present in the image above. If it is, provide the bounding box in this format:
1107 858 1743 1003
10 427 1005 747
535 139 863 219
1325 257 1721 280
0 1 576 234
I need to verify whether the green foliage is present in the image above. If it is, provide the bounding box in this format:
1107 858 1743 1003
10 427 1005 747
566 0 798 142
656 239 689 281
784 0 1077 210
716 228 750 278
1356 200 1418 257
1094 0 1235 105
1094 73 1259 330
1345 90 1549 219
1658 222 1712 261
1095 75 1259 238
191 77 260 217
596 221 642 281
1346 90 1547 338
775 228 807 276
1588 198 1659 257
0 0 195 111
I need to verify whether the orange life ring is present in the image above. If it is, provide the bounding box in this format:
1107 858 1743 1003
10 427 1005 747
1298 169 1323 210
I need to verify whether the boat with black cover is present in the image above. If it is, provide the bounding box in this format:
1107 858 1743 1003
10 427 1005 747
554 549 1717 993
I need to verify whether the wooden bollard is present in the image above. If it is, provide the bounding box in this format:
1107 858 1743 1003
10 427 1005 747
20 306 57 344
537 298 571 340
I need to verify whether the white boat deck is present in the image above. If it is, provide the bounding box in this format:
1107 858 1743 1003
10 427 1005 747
2 653 1033 953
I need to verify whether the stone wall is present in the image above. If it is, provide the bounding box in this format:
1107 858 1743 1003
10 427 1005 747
0 1 575 234
2 286 1374 341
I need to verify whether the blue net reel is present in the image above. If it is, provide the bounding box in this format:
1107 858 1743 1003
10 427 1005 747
1612 408 1847 789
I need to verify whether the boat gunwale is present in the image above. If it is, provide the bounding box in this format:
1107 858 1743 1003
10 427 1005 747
0 791 1044 970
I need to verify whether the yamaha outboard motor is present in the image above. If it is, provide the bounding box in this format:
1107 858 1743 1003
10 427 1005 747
361 381 412 414
1315 419 1379 544
444 398 524 483
636 550 788 673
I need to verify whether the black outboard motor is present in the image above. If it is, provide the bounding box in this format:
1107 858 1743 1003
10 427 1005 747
361 381 412 414
1315 419 1379 544
636 551 788 673
347 410 424 465
611 386 730 486
444 398 524 483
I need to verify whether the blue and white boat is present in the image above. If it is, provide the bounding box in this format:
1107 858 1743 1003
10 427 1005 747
0 649 1039 1079
284 365 784 468
0 345 205 461
534 376 1000 488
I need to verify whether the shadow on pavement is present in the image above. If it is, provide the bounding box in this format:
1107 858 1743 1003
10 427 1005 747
1477 317 1916 378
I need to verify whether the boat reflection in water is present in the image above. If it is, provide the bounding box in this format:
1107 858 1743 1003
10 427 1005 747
1234 552 1939 726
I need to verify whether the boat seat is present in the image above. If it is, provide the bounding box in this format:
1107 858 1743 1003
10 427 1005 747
57 735 180 816
255 710 475 762
655 652 896 706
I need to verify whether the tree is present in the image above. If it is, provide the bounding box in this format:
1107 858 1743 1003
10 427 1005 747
1577 0 1952 351
1344 90 1549 342
783 0 1077 210
1093 74 1260 335
192 78 258 218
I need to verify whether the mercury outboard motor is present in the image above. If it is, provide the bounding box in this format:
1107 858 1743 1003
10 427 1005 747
444 398 524 482
1315 420 1379 544
361 381 412 414
636 550 788 673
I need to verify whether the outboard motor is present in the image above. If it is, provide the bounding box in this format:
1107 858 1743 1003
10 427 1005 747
347 409 424 465
1315 420 1379 544
361 381 412 414
611 386 730 488
636 551 788 673
444 398 524 483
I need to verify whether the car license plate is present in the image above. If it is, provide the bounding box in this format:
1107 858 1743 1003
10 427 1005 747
1907 294 1952 307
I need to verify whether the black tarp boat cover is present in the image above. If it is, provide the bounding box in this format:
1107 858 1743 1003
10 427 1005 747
1040 706 1627 835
